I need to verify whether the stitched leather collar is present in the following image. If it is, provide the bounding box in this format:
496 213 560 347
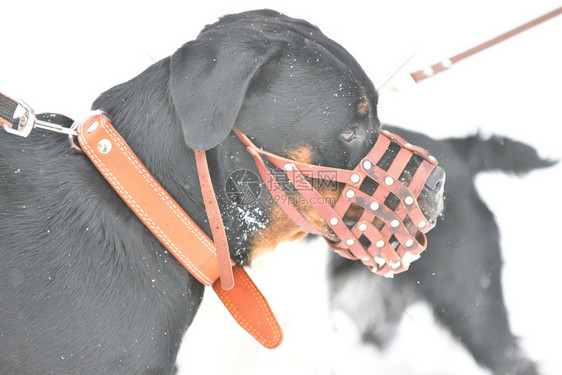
75 113 283 348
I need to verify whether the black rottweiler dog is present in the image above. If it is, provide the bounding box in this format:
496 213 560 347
0 10 444 375
330 126 554 375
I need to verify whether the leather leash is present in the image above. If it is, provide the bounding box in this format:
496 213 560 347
0 94 283 349
410 6 562 83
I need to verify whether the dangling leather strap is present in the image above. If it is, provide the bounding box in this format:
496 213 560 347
194 150 234 290
213 266 283 348
76 113 283 348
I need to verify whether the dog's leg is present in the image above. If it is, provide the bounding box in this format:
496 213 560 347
420 256 540 375
330 258 413 348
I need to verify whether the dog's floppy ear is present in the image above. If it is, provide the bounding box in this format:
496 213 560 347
170 34 280 151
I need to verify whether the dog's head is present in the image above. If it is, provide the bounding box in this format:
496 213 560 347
170 10 378 164
97 10 444 266
169 10 444 264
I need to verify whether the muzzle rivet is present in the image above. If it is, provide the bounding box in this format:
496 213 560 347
384 176 394 186
346 189 355 199
389 260 402 270
358 223 368 232
329 217 339 226
98 139 112 154
391 219 400 228
369 202 379 211
418 221 427 228
87 121 99 133
362 160 372 169
405 196 414 205
374 255 386 267
428 155 437 163
350 173 361 184
376 240 385 248
405 239 414 248
345 239 355 246
284 163 293 171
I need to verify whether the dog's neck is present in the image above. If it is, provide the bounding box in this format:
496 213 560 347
90 58 270 265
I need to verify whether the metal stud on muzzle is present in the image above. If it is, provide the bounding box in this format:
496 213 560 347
234 128 441 277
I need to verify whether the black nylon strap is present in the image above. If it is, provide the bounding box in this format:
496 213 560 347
0 93 18 126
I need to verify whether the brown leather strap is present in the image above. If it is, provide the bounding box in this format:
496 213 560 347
194 150 235 290
234 126 438 276
411 7 562 82
77 114 221 285
233 129 322 235
77 114 283 348
213 266 283 348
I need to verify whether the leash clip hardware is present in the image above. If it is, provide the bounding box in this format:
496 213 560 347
3 99 36 138
2 98 79 138
34 118 79 137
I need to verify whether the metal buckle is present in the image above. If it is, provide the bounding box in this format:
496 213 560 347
3 99 36 137
2 97 79 139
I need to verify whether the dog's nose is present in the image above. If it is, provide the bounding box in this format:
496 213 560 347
425 166 446 192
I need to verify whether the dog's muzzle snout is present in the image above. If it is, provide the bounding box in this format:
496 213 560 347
234 128 443 277
426 166 446 192
419 166 445 223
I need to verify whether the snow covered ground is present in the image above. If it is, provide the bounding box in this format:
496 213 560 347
2 1 561 374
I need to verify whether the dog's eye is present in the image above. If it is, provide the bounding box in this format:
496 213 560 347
340 128 356 142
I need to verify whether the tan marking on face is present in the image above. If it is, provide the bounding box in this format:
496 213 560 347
248 145 365 262
250 185 363 263
248 205 309 262
286 146 313 164
358 96 370 116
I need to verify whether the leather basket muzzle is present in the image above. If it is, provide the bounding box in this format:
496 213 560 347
234 128 439 277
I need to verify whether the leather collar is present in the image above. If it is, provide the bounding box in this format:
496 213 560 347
75 113 283 348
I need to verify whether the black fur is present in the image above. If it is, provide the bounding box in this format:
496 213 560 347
1 10 386 374
329 126 555 375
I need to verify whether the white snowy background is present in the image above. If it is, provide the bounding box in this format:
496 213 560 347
2 1 561 374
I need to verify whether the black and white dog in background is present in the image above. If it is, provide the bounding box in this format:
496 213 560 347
329 126 555 375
